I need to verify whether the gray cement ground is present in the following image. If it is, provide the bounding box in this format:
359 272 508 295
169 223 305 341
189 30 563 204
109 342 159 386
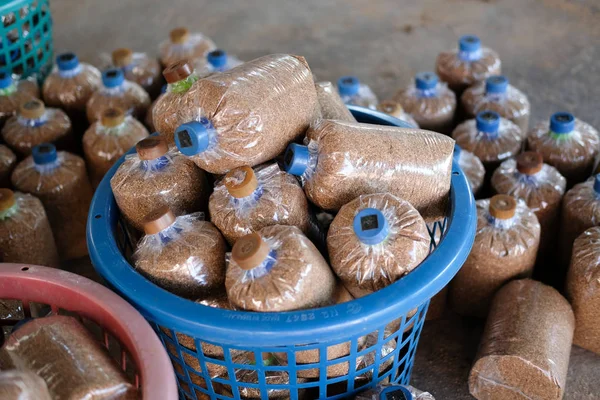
51 0 600 398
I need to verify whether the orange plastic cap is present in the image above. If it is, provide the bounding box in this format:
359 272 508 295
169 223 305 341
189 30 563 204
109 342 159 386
101 108 126 128
170 27 190 44
0 189 15 212
143 205 176 235
231 232 270 270
225 166 258 198
377 100 404 118
489 194 517 220
19 99 45 119
162 60 193 83
516 152 543 175
112 48 133 67
136 136 169 160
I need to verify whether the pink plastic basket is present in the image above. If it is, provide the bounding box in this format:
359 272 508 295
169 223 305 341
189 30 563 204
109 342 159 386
0 263 178 400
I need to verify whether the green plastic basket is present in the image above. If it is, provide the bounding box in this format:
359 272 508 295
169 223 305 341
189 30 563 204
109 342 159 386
0 0 53 80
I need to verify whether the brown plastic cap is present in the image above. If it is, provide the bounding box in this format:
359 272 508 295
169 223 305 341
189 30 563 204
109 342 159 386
232 232 270 270
112 48 133 67
0 188 16 212
162 60 193 83
19 99 45 119
136 136 169 160
516 151 544 175
225 166 258 198
143 205 176 235
101 108 126 128
489 194 517 220
170 27 190 44
377 100 404 117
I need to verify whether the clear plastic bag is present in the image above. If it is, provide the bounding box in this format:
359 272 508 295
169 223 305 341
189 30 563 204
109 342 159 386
42 52 102 113
172 54 319 174
0 144 16 187
2 99 73 157
100 48 163 99
134 208 227 299
195 49 244 78
315 81 356 122
285 119 454 221
461 75 530 135
450 195 540 317
111 136 209 231
566 227 600 355
454 145 485 196
0 189 59 268
83 108 149 187
0 72 40 128
491 152 566 268
356 384 435 400
452 110 522 170
11 144 93 260
435 35 501 93
209 163 310 244
527 112 599 185
559 175 600 269
377 100 419 128
336 75 378 109
0 369 51 400
225 225 336 312
86 67 151 124
393 72 456 134
327 193 431 298
469 279 574 400
145 84 167 132
0 315 137 400
158 27 216 67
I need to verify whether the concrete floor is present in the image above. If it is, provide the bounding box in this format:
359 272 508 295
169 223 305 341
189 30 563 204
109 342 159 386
50 0 600 398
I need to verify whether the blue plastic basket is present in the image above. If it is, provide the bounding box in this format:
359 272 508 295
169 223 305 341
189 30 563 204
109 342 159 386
0 0 53 80
87 105 476 400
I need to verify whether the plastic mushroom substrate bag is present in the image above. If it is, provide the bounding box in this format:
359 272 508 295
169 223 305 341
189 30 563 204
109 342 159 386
356 384 436 400
0 370 51 400
376 100 419 128
10 143 93 260
435 34 501 94
172 54 319 174
134 207 227 300
209 163 311 245
83 107 149 187
110 47 162 98
393 72 456 134
2 99 73 157
196 49 244 78
327 193 431 298
111 136 210 231
225 225 337 312
284 119 454 221
0 144 16 187
336 75 378 110
450 195 540 317
315 81 356 122
0 71 40 128
158 27 216 67
454 145 485 196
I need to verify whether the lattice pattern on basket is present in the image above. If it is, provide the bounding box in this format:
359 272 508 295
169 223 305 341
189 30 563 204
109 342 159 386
115 210 447 399
0 0 53 79
0 297 140 388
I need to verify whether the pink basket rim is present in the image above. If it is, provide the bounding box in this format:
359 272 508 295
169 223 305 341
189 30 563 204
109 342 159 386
0 263 178 400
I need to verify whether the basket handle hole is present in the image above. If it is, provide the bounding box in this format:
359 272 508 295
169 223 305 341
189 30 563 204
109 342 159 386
21 267 29 271
95 214 102 219
452 171 460 176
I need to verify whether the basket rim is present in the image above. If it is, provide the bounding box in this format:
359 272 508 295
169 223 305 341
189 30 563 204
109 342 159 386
0 263 178 399
87 105 476 347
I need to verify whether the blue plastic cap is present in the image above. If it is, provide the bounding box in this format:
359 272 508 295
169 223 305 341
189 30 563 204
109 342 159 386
476 110 500 134
283 143 310 176
56 52 79 71
32 143 57 165
102 68 124 88
380 386 413 400
486 75 508 94
459 35 481 52
0 71 12 89
337 76 360 96
161 84 168 94
175 121 210 156
550 112 575 134
453 144 462 159
415 72 438 90
353 208 390 245
207 49 227 68
594 175 600 194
